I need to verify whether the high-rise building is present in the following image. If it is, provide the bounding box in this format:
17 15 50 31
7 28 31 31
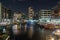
22 13 26 19
51 1 60 19
13 12 22 23
0 2 2 21
33 12 39 20
3 8 7 19
39 9 51 19
39 9 51 23
7 9 13 19
3 8 8 19
0 2 6 21
28 6 34 20
2 7 13 19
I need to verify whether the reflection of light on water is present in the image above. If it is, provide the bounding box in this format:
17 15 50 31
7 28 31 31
51 37 54 40
48 37 54 40
52 29 60 35
52 38 54 40
57 30 60 32
46 35 55 40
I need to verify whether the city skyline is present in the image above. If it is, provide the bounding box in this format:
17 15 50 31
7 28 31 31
1 0 59 13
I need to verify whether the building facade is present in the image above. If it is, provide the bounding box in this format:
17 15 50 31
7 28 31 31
0 2 7 21
13 12 22 23
39 9 51 19
3 8 13 19
7 9 13 19
39 9 51 23
0 2 2 22
51 2 60 19
33 12 39 20
28 6 34 20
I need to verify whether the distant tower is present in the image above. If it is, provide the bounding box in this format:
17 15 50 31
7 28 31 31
28 6 34 20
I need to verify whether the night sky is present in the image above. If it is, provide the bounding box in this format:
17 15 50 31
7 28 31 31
0 0 59 13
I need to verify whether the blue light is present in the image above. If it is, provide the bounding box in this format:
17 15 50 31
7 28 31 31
29 20 34 24
30 20 34 23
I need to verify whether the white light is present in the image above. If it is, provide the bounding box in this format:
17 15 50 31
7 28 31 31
51 37 54 40
57 30 60 32
47 20 50 22
48 36 54 40
31 20 34 23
